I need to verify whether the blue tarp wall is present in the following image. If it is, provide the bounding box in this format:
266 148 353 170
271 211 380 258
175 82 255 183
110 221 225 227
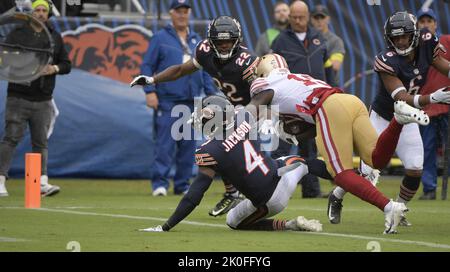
0 69 155 179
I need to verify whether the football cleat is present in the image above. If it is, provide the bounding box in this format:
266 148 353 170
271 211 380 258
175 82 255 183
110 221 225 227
394 101 429 126
399 215 412 227
384 201 408 234
209 193 243 217
287 216 322 232
327 193 343 224
41 184 60 197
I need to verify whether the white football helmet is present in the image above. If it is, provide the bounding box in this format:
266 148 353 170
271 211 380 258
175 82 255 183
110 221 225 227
254 53 290 78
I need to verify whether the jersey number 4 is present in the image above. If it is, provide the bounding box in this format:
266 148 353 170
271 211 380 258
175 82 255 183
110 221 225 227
243 140 269 175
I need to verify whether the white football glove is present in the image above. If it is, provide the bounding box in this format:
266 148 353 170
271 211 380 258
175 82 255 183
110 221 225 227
130 75 154 87
138 225 164 232
258 119 276 134
274 121 299 146
430 87 450 104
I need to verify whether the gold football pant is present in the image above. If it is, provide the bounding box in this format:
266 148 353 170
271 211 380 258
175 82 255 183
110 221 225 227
315 94 379 178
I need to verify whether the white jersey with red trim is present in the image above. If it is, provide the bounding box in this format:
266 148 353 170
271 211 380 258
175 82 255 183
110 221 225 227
250 69 333 124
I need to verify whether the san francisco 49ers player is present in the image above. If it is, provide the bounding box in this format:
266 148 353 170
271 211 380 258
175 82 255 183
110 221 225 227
248 53 432 234
131 16 259 217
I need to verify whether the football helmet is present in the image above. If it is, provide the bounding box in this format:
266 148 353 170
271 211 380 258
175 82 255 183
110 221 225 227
254 53 289 78
207 16 242 60
190 95 235 139
384 11 419 56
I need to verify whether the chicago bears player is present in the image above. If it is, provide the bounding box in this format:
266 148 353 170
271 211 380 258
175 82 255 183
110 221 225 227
131 16 260 217
138 95 322 232
329 11 450 226
248 53 432 234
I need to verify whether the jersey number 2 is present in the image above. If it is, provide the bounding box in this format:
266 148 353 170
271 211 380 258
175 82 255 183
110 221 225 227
243 140 269 175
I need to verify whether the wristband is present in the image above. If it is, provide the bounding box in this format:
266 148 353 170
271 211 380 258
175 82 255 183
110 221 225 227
413 95 422 108
391 87 406 99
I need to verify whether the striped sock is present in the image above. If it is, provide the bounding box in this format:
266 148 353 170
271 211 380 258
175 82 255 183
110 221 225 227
272 219 287 231
397 175 421 203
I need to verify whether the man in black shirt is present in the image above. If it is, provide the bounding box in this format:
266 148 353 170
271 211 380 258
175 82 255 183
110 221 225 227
0 0 71 197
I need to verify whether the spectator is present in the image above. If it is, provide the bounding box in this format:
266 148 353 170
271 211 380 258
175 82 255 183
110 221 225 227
310 4 345 85
140 0 216 196
416 8 450 200
255 1 290 56
270 0 332 198
0 0 71 197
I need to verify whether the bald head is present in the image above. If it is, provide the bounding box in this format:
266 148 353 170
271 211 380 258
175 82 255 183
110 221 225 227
289 0 309 33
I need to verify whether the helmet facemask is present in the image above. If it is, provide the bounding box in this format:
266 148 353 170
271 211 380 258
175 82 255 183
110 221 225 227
207 16 242 61
384 12 420 56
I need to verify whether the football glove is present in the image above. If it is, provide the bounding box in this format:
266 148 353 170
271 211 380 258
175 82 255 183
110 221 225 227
130 75 154 87
275 121 299 146
430 86 450 104
138 225 164 232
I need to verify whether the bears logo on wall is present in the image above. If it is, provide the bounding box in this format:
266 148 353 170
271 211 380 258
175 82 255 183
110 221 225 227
63 24 152 83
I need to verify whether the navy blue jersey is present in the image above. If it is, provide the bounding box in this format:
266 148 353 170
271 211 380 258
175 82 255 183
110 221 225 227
195 110 279 207
193 39 259 106
371 28 444 120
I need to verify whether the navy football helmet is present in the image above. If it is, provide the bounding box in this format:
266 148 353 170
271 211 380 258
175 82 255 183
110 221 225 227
207 16 243 60
384 11 419 56
190 95 235 139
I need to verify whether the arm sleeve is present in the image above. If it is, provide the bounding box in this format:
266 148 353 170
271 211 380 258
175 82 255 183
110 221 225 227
162 172 213 231
141 35 161 93
55 34 71 75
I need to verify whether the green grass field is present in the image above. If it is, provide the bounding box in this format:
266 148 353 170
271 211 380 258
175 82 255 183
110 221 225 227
1 176 450 252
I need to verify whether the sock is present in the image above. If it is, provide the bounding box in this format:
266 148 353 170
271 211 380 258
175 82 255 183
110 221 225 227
397 175 421 203
383 201 393 213
334 169 390 211
224 184 237 194
239 219 286 231
305 158 333 180
332 186 347 199
40 175 49 186
372 119 402 169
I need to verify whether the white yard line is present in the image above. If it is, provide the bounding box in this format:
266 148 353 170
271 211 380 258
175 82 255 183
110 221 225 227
0 237 28 242
2 207 449 250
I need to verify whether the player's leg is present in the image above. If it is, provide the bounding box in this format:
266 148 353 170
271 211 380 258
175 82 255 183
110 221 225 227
29 100 59 196
0 97 29 197
394 123 424 226
226 163 321 231
319 95 408 233
151 102 177 196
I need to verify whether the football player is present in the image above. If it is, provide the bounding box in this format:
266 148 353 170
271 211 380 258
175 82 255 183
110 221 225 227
131 16 260 217
247 53 432 234
139 95 322 232
329 11 450 226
